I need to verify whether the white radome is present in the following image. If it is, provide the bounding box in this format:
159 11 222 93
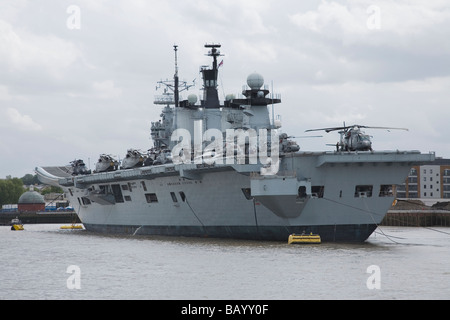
247 73 264 90
188 94 198 105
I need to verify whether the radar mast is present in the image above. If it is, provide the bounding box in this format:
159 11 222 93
154 45 195 107
201 43 223 109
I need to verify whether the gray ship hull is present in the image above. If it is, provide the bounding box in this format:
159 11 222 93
37 151 434 242
82 223 377 242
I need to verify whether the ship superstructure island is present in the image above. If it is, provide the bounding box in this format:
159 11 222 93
36 44 434 242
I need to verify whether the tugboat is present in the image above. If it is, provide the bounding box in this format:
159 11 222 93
10 217 24 231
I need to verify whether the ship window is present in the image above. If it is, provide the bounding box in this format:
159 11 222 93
241 188 253 200
141 181 147 192
111 184 124 203
179 192 186 202
121 184 129 191
81 197 91 205
99 185 108 194
68 189 73 196
124 195 132 202
355 185 373 198
379 185 393 197
170 192 178 203
145 193 158 203
311 186 324 198
298 186 307 198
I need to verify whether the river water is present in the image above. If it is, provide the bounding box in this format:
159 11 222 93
1 224 449 300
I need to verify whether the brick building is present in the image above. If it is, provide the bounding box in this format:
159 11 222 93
18 191 45 212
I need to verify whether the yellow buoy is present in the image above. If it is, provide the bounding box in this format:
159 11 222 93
11 224 24 231
60 224 84 230
288 233 321 244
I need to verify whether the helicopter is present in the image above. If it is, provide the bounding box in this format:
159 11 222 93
305 124 408 152
278 133 323 153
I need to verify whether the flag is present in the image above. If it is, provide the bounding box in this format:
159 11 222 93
218 60 224 68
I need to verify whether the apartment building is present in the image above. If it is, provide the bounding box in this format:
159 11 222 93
395 158 450 199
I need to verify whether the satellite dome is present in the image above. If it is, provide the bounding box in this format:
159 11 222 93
18 191 45 204
247 73 264 90
187 94 198 105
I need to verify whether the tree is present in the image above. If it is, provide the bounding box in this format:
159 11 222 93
21 174 40 186
0 178 26 206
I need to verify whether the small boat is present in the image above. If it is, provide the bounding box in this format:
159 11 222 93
10 217 24 231
288 233 321 244
60 224 84 230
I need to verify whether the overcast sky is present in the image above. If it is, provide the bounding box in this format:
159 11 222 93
1 0 449 178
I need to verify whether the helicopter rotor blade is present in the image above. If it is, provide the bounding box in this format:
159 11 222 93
289 135 323 138
356 126 409 131
305 127 348 133
306 124 409 133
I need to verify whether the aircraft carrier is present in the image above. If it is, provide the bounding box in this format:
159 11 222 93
36 44 435 242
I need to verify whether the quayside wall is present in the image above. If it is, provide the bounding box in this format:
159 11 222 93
0 212 80 226
382 210 450 227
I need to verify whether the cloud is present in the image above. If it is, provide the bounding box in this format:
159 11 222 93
0 18 82 78
290 0 450 50
92 80 123 99
0 85 13 100
3 107 42 132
